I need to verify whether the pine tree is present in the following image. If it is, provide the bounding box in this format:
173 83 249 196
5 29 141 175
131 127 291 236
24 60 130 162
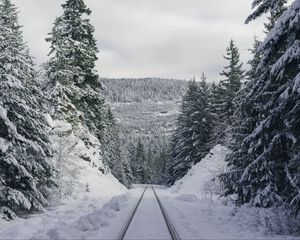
103 108 129 185
166 77 213 185
208 82 224 148
219 40 244 124
221 37 263 200
0 0 55 219
44 0 116 187
222 0 300 214
45 0 106 137
213 40 244 147
132 139 149 183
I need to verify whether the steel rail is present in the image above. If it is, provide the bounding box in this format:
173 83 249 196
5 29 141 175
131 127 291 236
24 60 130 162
151 185 181 240
117 186 148 240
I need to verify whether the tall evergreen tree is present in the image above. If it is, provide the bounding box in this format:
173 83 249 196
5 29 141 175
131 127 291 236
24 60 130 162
208 81 224 148
166 77 213 185
222 0 300 215
213 40 244 146
44 0 119 184
221 37 263 200
45 0 106 137
131 139 149 183
0 0 55 219
219 40 244 124
102 108 129 186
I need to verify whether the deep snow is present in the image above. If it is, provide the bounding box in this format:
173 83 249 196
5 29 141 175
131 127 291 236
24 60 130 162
0 173 127 240
165 145 300 239
170 144 230 199
1 145 300 239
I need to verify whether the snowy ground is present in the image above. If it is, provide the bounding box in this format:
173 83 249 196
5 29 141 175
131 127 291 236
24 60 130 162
1 185 300 239
0 177 127 240
123 186 170 240
157 189 300 240
1 146 299 239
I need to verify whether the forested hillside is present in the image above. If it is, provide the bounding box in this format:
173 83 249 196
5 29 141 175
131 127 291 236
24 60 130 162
103 78 188 183
102 78 188 102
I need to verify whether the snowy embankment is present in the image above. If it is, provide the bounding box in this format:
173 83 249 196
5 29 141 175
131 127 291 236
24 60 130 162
170 144 230 199
0 166 127 240
0 187 145 240
0 174 127 240
0 118 127 239
164 145 300 239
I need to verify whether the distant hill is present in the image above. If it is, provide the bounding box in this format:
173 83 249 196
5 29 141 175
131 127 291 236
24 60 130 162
101 78 188 103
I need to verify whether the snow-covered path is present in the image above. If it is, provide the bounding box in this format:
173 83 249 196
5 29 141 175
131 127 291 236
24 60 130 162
123 186 171 240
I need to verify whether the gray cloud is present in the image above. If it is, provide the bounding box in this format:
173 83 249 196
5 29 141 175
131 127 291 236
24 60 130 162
14 0 266 80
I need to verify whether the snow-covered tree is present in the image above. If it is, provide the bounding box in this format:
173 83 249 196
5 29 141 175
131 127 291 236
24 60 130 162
211 40 244 147
0 0 55 219
166 77 213 185
45 0 106 136
219 40 244 125
102 108 129 186
222 0 300 215
221 38 263 199
245 0 287 23
131 139 150 184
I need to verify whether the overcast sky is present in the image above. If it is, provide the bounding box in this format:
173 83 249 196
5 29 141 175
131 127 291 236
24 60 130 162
14 0 266 80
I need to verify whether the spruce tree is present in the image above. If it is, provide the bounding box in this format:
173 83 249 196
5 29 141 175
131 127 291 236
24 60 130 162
166 77 213 185
45 0 106 137
45 0 116 186
103 108 129 185
214 40 244 146
0 0 55 219
219 40 244 124
132 139 148 183
221 38 263 200
222 0 300 214
208 82 224 148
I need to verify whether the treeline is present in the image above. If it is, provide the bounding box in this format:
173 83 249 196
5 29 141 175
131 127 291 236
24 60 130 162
167 0 300 216
166 40 244 184
0 0 128 220
102 78 188 103
120 132 170 184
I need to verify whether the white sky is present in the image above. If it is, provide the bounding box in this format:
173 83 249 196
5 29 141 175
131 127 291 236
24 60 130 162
14 0 266 80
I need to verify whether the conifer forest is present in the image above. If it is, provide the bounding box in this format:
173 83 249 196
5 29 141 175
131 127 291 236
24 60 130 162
0 0 300 239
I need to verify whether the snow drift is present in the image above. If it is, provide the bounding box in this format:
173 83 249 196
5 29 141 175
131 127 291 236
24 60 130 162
170 144 230 198
50 119 126 199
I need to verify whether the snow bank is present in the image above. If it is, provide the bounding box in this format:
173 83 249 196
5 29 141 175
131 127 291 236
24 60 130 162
165 145 300 237
75 194 128 232
0 182 128 240
0 118 127 239
51 120 126 199
170 144 230 198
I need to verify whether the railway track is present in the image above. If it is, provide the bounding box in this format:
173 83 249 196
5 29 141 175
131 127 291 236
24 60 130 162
117 186 148 240
117 185 180 240
151 186 181 240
